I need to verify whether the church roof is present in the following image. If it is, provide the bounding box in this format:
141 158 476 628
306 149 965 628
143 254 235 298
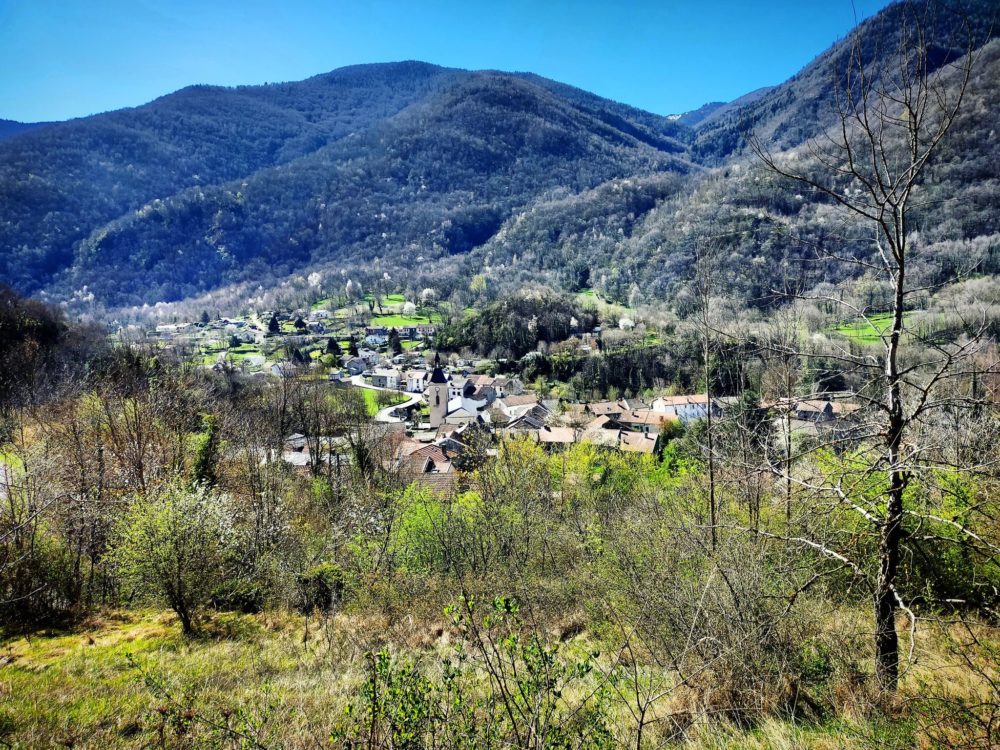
429 366 448 384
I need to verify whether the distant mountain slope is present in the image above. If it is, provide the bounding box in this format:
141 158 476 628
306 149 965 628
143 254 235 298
685 87 773 130
671 102 724 128
65 72 694 305
463 18 1000 310
0 62 694 306
1 0 998 311
0 62 463 293
692 0 998 162
0 119 50 142
577 36 1000 309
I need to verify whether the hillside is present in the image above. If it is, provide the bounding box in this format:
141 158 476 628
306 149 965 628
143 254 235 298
0 64 693 306
66 73 695 306
0 62 464 296
690 0 998 161
0 119 49 142
0 0 998 311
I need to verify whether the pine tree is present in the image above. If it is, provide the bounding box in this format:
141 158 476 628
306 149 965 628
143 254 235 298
388 329 403 356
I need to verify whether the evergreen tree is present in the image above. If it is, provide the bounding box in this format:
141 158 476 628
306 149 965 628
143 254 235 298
268 314 280 334
190 414 219 487
388 329 403 356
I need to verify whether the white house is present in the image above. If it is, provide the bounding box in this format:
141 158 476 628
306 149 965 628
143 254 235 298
343 357 366 376
357 348 381 366
448 376 467 400
405 370 429 393
650 394 720 423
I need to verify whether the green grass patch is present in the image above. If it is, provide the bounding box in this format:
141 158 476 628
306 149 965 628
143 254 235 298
224 344 262 363
0 610 335 749
832 312 913 344
0 445 24 473
370 311 441 327
360 388 408 416
575 288 634 316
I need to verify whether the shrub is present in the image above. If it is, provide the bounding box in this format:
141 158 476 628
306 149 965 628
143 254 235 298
111 482 233 634
296 562 345 614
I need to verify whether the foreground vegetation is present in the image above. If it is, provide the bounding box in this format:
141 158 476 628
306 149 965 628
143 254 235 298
1 288 998 746
4 603 995 749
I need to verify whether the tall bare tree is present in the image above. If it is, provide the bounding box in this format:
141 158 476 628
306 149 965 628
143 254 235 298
750 2 982 691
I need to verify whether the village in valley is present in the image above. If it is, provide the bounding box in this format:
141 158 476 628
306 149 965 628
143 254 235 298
139 287 863 495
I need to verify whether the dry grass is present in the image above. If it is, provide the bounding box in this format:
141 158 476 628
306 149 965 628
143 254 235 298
1 605 996 749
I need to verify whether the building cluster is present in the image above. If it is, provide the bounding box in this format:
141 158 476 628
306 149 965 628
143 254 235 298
282 342 863 495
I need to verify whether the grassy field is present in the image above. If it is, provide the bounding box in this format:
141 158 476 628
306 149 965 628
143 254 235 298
0 610 356 748
224 344 262 361
360 387 409 416
832 312 915 344
576 288 634 318
1 607 987 749
369 310 441 327
310 297 332 310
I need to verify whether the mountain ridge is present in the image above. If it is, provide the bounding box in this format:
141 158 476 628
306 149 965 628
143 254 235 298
1 0 998 311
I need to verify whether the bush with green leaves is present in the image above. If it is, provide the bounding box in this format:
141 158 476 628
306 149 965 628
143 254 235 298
296 562 346 614
111 481 233 634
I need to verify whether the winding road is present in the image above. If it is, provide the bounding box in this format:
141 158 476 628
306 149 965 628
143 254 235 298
349 374 424 423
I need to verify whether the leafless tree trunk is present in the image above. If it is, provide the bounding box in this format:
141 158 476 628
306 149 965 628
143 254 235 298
751 3 979 691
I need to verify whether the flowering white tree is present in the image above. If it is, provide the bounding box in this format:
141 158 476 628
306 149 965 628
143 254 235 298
345 279 363 300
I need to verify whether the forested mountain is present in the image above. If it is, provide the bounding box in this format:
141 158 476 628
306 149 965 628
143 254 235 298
0 119 49 142
65 73 695 305
0 61 464 297
689 0 999 161
0 0 997 310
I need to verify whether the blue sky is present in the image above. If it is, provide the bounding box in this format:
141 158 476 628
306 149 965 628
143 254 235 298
0 0 894 122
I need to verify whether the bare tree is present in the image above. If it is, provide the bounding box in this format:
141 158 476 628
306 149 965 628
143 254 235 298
750 2 984 691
